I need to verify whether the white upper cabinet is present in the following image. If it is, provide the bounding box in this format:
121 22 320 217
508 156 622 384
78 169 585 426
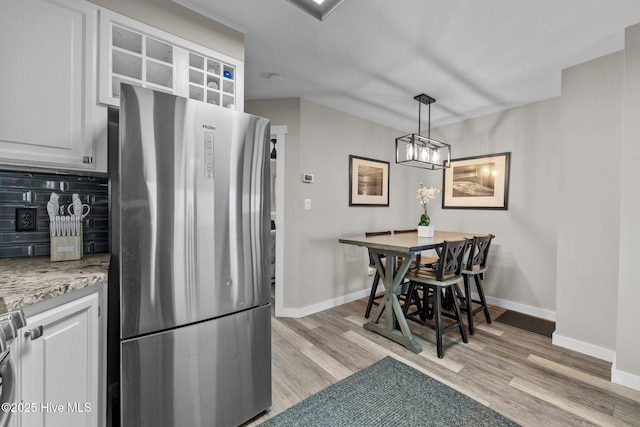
99 10 244 111
0 0 106 173
100 17 175 103
0 0 243 174
186 51 238 109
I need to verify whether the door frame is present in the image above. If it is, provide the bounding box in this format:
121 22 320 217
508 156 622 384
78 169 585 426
270 125 287 317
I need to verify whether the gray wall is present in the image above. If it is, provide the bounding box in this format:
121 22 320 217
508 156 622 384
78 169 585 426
247 96 560 319
553 31 640 386
247 29 640 389
434 98 560 316
555 51 624 357
247 98 438 312
616 24 640 385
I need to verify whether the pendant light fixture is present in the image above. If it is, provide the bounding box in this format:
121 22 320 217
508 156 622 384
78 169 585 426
270 138 277 159
396 94 451 170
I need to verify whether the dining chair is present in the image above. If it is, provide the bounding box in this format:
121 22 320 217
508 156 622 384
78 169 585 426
364 231 392 318
392 228 439 269
456 234 494 335
403 239 469 358
389 229 437 313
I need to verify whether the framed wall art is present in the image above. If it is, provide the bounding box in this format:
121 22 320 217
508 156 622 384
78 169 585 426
349 155 389 207
442 152 511 209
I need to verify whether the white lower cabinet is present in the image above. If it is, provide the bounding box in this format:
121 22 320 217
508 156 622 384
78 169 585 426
15 292 100 427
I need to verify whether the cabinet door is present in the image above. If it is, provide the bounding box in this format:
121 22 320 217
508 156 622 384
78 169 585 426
98 9 244 111
18 293 99 427
0 0 104 172
98 10 176 105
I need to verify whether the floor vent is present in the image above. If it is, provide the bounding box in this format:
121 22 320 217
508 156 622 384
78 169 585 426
494 310 555 338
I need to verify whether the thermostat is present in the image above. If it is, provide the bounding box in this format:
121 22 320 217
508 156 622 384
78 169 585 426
302 173 314 183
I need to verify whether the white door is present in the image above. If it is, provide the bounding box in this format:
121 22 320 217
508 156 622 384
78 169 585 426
18 293 99 427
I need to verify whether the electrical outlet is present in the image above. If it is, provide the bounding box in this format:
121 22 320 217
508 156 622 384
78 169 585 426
16 208 37 232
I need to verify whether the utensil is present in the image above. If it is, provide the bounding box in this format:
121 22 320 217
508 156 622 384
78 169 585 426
67 203 91 219
49 192 60 215
64 216 71 236
46 201 57 220
72 194 82 218
47 192 59 232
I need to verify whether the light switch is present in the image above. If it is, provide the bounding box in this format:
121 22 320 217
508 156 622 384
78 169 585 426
304 199 311 210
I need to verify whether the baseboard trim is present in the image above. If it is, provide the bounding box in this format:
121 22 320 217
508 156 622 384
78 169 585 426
476 294 556 321
278 288 554 320
611 362 640 391
552 333 616 362
276 286 379 319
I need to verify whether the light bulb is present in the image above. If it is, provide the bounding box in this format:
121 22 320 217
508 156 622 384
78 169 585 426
406 144 414 160
431 150 440 164
420 147 429 162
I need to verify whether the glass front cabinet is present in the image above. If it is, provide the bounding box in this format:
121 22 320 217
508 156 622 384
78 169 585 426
99 10 244 111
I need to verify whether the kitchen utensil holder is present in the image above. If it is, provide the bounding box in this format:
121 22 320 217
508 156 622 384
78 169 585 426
50 230 83 262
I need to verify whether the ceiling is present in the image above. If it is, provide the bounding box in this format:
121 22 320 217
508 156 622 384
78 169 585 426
174 0 640 132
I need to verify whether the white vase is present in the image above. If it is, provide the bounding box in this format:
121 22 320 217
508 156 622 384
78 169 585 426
418 225 434 237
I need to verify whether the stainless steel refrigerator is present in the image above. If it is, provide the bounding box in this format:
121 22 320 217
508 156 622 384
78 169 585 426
108 84 271 427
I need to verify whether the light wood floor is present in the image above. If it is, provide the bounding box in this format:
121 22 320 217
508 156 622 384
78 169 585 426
246 298 640 426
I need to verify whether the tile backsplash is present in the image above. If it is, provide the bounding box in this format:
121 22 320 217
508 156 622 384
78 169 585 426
0 170 108 259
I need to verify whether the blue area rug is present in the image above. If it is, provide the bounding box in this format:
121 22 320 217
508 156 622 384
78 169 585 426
259 356 519 426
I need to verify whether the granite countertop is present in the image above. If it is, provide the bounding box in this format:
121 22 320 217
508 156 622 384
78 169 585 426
0 253 111 313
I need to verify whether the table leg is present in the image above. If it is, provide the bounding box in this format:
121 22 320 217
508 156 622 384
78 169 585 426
364 252 423 353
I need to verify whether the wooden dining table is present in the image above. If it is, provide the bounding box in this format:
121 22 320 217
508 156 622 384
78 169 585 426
338 230 487 353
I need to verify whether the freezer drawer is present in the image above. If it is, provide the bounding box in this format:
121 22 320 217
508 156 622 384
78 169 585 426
121 305 271 427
